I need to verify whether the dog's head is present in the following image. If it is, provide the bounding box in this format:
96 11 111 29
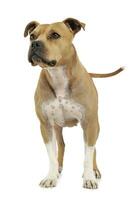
24 18 85 68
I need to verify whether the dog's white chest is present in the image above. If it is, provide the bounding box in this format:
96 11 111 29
42 66 84 126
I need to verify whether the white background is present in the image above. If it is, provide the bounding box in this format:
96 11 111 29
0 0 138 199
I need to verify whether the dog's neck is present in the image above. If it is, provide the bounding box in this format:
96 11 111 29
42 46 82 98
45 65 69 98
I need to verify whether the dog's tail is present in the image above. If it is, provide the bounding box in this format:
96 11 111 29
89 67 124 78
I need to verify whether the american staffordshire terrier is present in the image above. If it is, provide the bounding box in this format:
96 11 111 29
24 18 123 189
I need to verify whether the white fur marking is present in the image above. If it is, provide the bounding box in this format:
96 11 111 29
46 128 59 179
46 66 69 98
39 127 59 187
83 144 97 188
42 66 85 126
42 97 84 126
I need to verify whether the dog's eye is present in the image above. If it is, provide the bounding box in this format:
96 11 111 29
48 32 61 40
30 34 37 40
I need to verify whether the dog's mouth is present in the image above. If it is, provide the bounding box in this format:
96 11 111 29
29 53 57 67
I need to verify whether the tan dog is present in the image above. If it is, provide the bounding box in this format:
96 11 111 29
24 18 123 189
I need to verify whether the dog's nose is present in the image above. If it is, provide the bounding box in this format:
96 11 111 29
31 41 42 49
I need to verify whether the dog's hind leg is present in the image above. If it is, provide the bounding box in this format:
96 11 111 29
54 124 65 173
93 149 101 179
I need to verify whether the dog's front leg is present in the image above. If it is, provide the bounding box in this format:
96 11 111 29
82 116 100 189
83 144 98 189
39 123 59 188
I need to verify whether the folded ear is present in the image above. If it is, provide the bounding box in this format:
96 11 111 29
63 18 85 35
24 21 39 37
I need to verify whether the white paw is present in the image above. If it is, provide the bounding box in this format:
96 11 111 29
39 172 59 188
39 177 58 188
83 171 98 189
83 179 98 189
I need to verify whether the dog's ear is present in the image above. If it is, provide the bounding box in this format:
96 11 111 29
24 21 39 37
63 18 85 35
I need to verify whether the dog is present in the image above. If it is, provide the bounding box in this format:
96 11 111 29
24 18 123 189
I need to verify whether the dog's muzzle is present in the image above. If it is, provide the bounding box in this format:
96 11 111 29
28 41 57 67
